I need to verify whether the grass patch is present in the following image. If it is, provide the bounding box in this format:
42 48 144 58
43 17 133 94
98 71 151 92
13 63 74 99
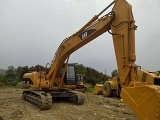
0 82 5 87
87 87 94 93
14 84 23 88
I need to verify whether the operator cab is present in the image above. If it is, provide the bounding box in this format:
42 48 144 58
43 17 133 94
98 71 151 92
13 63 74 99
64 64 76 85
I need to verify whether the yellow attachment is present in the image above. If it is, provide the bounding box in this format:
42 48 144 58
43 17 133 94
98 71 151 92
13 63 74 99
93 84 103 95
121 84 160 120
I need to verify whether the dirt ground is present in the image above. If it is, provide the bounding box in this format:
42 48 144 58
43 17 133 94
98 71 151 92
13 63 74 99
0 87 137 120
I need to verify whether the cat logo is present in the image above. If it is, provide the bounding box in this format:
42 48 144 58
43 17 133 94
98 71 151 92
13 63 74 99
78 29 96 40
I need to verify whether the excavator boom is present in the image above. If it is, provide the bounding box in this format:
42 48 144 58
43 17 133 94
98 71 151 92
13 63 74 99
46 11 115 88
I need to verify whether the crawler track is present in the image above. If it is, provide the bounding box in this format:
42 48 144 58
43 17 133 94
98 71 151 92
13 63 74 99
70 90 85 105
22 90 52 110
22 89 85 110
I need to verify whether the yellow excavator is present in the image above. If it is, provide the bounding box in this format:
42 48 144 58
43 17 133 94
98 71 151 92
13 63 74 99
76 74 87 93
22 0 160 119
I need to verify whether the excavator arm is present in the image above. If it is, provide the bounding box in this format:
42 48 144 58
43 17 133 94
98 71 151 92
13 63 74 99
111 1 160 119
111 0 138 87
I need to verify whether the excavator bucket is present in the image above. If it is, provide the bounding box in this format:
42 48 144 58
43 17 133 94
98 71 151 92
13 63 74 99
93 84 103 95
121 84 160 120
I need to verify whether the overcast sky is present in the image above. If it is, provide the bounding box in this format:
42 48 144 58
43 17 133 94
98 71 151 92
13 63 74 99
0 0 160 75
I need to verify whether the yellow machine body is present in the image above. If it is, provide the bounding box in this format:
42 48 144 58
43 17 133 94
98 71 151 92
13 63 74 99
137 69 160 85
76 74 87 93
95 69 160 97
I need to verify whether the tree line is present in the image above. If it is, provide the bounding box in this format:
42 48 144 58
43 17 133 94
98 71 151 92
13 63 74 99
0 66 29 86
0 64 118 86
75 64 108 85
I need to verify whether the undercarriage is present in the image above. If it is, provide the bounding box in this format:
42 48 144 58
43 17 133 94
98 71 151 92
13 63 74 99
22 89 85 110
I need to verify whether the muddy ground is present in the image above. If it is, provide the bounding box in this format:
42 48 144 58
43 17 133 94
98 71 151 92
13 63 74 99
0 87 137 120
